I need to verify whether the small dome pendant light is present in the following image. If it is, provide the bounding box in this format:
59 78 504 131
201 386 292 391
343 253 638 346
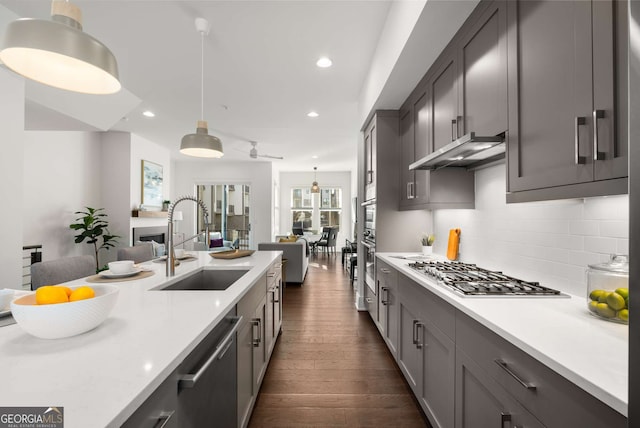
180 17 224 158
311 167 320 193
0 0 120 94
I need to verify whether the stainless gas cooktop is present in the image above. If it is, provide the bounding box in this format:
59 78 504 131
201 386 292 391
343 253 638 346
407 261 566 297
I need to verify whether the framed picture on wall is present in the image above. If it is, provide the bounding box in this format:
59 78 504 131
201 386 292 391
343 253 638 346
141 160 163 209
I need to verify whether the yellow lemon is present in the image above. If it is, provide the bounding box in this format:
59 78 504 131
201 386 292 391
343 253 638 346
588 301 599 313
589 289 606 302
598 292 611 303
69 286 95 302
618 309 629 322
606 292 626 311
615 288 629 300
35 286 69 305
596 303 616 318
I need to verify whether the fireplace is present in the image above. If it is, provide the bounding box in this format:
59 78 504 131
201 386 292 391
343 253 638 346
132 226 167 246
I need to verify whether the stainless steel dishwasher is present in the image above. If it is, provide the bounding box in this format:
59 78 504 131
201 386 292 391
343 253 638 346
177 308 241 427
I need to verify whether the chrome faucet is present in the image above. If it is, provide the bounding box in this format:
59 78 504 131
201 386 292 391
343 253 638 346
167 195 210 277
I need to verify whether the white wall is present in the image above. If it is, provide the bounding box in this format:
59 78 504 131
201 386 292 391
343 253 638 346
173 160 273 247
23 131 103 263
0 69 24 289
433 164 629 297
22 130 172 270
279 171 353 247
128 134 172 245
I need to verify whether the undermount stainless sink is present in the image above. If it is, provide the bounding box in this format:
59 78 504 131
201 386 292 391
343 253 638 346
153 268 250 291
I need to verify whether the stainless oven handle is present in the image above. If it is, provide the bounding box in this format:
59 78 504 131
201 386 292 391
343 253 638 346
178 316 242 389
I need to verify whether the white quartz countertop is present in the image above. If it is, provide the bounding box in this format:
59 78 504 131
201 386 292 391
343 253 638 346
377 253 628 417
0 251 280 427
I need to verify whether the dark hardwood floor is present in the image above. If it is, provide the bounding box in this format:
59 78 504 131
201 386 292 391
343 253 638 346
248 253 429 428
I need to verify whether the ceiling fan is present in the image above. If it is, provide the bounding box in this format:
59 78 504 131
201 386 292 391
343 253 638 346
248 141 284 160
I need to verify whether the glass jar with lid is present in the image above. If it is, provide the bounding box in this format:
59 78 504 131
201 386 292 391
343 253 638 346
586 254 629 324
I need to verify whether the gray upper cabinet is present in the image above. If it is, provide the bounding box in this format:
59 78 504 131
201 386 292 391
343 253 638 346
364 118 377 201
430 51 460 150
458 0 508 137
506 0 628 202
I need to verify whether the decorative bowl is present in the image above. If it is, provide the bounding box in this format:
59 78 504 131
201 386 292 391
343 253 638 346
10 284 119 339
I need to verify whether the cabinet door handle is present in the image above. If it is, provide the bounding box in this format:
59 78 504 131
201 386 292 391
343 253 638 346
407 182 415 199
593 109 606 160
456 115 463 139
500 412 511 428
367 170 374 184
273 286 280 303
412 320 421 345
495 359 536 390
380 286 389 305
178 316 243 389
451 118 457 141
251 318 262 347
415 322 424 349
574 116 587 165
153 410 175 428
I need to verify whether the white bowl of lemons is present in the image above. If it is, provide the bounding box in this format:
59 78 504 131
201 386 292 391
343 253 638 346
10 284 119 339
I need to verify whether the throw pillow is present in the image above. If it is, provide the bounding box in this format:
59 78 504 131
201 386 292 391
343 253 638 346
279 237 297 243
210 238 224 248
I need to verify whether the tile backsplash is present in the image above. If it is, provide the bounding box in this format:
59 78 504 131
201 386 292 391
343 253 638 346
433 164 629 297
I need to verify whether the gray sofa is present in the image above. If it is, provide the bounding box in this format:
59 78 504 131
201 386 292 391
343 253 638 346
258 240 309 284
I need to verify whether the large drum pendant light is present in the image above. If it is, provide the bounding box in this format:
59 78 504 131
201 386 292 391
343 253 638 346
180 17 224 158
0 0 120 95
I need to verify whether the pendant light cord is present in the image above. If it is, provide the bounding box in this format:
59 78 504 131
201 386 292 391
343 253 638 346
200 30 204 122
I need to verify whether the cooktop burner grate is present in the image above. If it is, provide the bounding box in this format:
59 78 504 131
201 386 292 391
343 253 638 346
407 261 563 297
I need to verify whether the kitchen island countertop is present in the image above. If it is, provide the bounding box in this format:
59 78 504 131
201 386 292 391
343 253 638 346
0 250 280 427
378 253 628 417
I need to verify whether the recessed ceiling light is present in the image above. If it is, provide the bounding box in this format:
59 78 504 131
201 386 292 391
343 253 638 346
307 111 319 118
142 110 155 118
312 155 318 159
316 57 332 68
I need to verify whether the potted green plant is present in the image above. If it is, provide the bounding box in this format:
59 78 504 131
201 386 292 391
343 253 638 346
69 207 120 272
420 233 435 256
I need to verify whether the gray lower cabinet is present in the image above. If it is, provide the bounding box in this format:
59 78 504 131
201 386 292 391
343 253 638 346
457 311 626 428
377 260 398 358
370 262 627 428
397 275 455 428
237 259 282 428
456 348 544 428
506 0 628 202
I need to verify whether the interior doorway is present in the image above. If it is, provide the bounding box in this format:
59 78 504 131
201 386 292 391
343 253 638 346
197 184 251 249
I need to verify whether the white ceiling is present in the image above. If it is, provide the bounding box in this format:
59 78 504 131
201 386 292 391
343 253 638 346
0 1 479 173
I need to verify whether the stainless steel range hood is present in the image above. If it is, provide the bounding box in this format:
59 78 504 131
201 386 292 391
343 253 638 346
409 132 505 171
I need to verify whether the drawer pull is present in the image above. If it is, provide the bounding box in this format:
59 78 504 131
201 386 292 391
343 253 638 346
495 359 536 391
179 316 242 389
380 268 391 274
415 322 424 349
153 410 175 428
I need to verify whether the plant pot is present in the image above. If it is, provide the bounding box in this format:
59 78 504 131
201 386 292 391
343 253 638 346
422 246 433 256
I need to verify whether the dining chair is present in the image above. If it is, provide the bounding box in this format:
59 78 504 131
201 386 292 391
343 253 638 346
117 243 154 264
316 227 338 254
31 255 96 290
